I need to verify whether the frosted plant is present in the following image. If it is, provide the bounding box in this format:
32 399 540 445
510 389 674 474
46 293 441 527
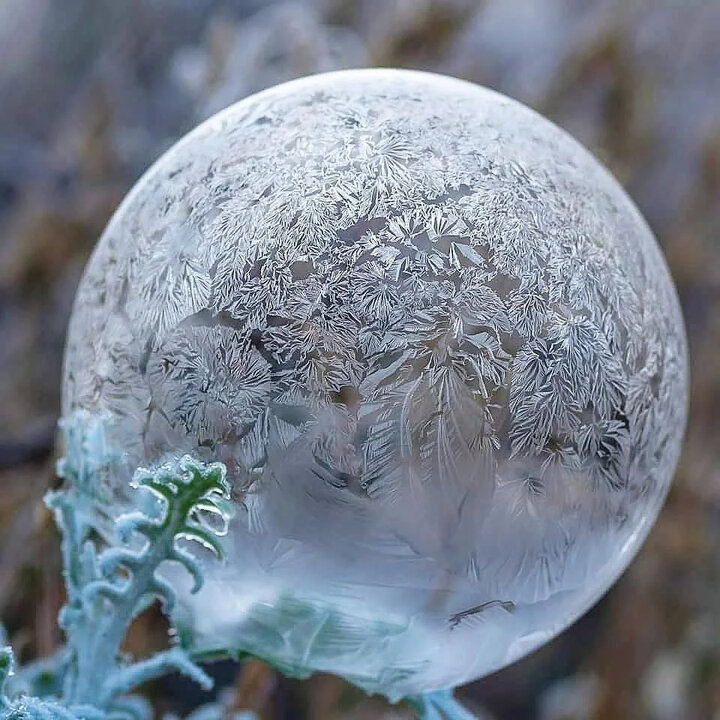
1 436 238 719
3 69 688 719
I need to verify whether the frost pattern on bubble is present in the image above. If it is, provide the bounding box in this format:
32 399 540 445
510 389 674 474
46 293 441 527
62 69 688 698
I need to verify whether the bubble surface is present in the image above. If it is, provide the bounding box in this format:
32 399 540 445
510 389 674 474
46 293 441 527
62 69 688 697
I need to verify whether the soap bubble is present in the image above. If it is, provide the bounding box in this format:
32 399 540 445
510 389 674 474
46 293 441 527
62 69 688 698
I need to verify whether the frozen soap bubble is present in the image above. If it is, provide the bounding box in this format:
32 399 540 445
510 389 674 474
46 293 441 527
61 69 688 698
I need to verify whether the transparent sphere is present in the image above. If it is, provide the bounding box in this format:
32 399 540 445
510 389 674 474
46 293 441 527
62 69 688 698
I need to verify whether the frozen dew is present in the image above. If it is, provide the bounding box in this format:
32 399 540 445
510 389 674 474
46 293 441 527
61 69 688 698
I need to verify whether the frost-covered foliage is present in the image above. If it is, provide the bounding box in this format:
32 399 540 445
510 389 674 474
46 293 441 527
61 69 687 697
0 450 236 720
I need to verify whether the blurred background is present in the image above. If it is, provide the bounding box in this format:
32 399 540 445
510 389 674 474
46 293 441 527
0 1 718 718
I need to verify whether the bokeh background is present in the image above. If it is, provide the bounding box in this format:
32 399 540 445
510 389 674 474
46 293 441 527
0 1 718 718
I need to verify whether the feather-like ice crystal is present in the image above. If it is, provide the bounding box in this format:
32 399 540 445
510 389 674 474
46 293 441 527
62 69 688 697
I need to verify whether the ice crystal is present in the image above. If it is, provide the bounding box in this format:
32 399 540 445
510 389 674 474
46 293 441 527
61 69 688 698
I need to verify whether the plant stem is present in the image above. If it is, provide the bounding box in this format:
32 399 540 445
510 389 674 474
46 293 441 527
408 689 478 720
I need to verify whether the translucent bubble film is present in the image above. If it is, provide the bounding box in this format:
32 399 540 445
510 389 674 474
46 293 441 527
61 69 688 697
